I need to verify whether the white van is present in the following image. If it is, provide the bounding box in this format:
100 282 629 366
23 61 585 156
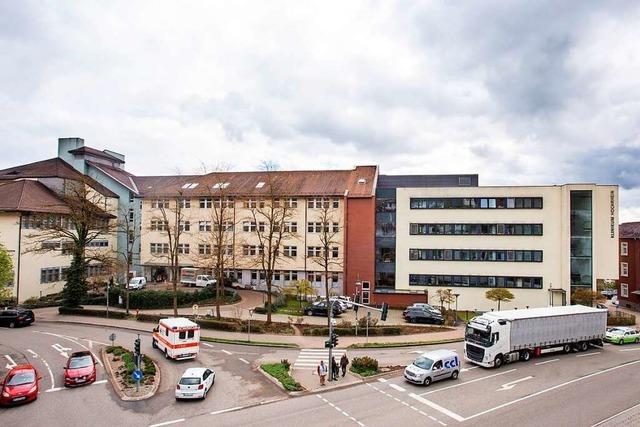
128 277 147 290
404 349 460 386
152 317 201 360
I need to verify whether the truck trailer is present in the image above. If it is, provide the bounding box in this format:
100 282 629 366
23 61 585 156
464 305 607 368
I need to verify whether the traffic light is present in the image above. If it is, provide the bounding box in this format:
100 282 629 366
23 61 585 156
134 338 141 355
331 332 339 348
325 339 332 348
381 302 389 321
354 294 360 313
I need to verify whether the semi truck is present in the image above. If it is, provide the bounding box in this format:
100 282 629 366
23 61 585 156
464 305 607 368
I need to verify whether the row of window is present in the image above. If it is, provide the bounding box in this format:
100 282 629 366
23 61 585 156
150 243 339 258
40 264 106 284
409 249 543 263
410 223 543 236
151 197 340 210
249 270 340 283
149 220 338 234
410 197 543 210
22 215 109 230
408 274 543 289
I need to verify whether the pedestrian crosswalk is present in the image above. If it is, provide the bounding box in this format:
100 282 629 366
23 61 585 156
292 348 347 369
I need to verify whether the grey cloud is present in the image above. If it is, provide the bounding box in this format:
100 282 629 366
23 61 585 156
575 145 640 189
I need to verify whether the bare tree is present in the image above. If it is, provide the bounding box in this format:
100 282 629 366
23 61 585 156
148 193 186 316
23 179 116 307
308 199 343 327
246 163 296 324
115 204 144 315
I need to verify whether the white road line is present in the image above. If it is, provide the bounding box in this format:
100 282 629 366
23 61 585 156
377 378 388 383
149 419 185 427
45 387 63 393
420 368 517 396
591 401 640 426
45 380 107 393
238 357 250 364
389 383 406 392
210 406 243 415
464 359 640 421
40 356 55 390
4 354 18 369
497 376 533 391
27 349 38 358
576 352 601 358
221 349 232 355
37 331 104 367
535 359 559 366
94 380 108 385
619 347 640 352
202 342 215 348
460 366 479 372
409 393 465 422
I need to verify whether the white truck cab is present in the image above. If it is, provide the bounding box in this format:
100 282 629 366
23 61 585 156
404 349 460 386
152 317 201 360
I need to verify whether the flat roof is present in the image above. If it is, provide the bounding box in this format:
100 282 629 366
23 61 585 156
160 317 199 328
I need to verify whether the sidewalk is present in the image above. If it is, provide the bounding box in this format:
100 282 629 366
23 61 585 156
33 306 464 348
294 369 361 393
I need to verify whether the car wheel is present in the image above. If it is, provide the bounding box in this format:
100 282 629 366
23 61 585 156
520 350 531 361
619 339 624 345
164 349 170 359
493 355 503 369
305 310 312 316
152 339 158 349
202 388 207 400
423 377 432 386
8 321 15 328
451 370 459 380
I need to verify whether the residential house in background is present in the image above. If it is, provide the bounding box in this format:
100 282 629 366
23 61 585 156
618 222 640 310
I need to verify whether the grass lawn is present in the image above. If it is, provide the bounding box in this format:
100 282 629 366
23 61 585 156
274 299 311 316
261 363 302 391
349 365 379 377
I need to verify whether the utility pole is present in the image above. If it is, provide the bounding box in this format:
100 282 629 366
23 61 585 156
328 299 334 382
366 311 370 344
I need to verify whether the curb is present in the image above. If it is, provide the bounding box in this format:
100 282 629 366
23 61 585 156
101 347 161 401
346 338 464 349
258 366 306 396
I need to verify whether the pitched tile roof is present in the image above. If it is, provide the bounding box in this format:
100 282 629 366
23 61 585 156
68 146 124 163
132 166 377 198
0 180 71 214
620 222 640 239
87 160 138 194
0 158 118 198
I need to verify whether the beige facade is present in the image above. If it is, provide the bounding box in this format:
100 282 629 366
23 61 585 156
394 184 619 311
139 196 345 296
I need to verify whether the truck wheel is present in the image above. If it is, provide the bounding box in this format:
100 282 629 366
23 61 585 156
578 341 588 352
8 321 15 328
493 355 503 369
152 339 157 349
423 377 432 386
562 344 571 353
451 370 459 380
520 350 531 361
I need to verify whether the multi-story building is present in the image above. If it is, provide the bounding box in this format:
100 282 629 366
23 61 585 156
618 222 640 310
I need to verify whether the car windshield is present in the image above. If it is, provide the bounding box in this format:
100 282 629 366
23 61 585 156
608 328 625 334
7 371 35 386
69 356 93 369
413 357 434 370
179 377 201 385
466 326 492 346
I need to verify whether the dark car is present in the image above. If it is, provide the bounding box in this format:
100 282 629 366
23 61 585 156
304 301 342 317
0 308 35 328
404 308 444 325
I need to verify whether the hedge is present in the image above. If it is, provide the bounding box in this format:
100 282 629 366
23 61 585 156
261 362 302 391
58 306 129 319
303 326 402 336
607 313 636 326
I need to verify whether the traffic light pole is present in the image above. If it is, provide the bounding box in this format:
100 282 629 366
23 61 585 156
328 299 334 382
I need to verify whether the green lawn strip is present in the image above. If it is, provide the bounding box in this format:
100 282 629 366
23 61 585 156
349 366 379 377
347 338 463 349
261 363 302 391
200 336 298 348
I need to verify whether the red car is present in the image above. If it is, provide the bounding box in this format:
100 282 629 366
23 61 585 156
64 351 97 387
0 364 40 406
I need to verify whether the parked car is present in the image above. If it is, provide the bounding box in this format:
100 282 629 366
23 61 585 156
406 303 441 315
329 298 349 312
304 301 342 317
335 296 354 309
404 307 444 325
611 296 619 307
605 327 640 344
0 308 35 328
175 368 215 400
601 289 617 299
404 350 460 386
64 351 97 387
128 277 147 290
0 364 41 406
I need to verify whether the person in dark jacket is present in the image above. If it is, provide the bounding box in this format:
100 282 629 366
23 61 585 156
331 356 339 381
340 353 349 377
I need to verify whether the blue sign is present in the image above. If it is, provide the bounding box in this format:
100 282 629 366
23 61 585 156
132 370 143 381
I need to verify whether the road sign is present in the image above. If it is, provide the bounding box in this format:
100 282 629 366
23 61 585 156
109 333 116 342
132 370 143 381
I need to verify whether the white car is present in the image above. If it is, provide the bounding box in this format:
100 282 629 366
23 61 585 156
336 296 354 309
128 277 146 290
329 298 349 312
175 368 215 400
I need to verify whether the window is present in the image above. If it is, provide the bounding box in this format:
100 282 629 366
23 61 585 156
409 249 542 262
215 221 234 232
258 222 266 232
86 240 109 248
308 197 330 209
150 220 168 231
150 243 169 254
199 244 211 255
179 198 191 208
286 198 298 208
199 221 212 232
332 198 339 208
40 267 61 284
621 242 628 256
284 246 297 257
243 221 257 232
178 244 190 254
621 283 629 298
410 197 543 210
212 197 234 208
128 208 134 221
199 198 212 208
621 262 629 277
255 182 265 188
307 246 322 257
331 247 339 258
181 182 199 190
410 223 543 236
307 222 323 233
310 272 322 282
409 274 543 289
285 222 298 233
245 199 263 209
151 199 169 209
86 264 106 277
243 245 263 256
332 222 339 233
284 271 298 281
179 221 190 232
331 273 339 283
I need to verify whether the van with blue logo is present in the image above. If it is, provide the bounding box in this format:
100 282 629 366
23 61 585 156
404 349 460 386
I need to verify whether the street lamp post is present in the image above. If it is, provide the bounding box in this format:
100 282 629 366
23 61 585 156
248 309 254 342
453 293 460 326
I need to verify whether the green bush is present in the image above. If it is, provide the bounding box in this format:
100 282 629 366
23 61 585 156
303 326 401 336
197 319 241 332
351 356 379 376
357 316 379 328
102 286 239 310
58 306 128 319
142 355 156 376
253 306 268 314
136 313 163 323
122 352 136 375
261 363 302 391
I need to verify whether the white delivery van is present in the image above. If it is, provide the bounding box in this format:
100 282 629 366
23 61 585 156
128 277 147 290
152 317 201 360
404 349 460 386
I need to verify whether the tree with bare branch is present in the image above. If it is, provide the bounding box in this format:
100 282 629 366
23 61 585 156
22 179 116 307
115 204 144 315
308 199 343 327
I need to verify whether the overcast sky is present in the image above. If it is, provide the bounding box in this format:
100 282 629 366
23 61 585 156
1 1 639 221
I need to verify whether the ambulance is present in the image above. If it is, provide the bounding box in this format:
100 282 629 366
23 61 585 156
152 317 201 360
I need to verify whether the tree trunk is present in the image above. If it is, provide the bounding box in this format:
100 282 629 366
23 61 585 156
266 278 272 324
498 300 501 311
172 267 178 316
325 268 331 328
215 266 222 319
125 256 131 315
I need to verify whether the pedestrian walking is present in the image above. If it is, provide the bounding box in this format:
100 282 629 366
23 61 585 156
317 360 327 386
331 356 339 381
340 353 349 377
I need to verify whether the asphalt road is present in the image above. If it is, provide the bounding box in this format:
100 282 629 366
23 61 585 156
0 322 286 426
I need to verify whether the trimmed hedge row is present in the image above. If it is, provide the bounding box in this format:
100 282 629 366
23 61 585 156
607 313 636 326
58 306 128 319
303 326 402 336
108 287 239 310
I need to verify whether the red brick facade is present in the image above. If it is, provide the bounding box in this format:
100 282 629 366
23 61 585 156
344 197 376 299
618 235 640 310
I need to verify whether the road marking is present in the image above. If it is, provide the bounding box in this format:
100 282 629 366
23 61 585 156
221 349 232 355
591 401 640 426
238 357 250 365
409 393 465 422
94 380 108 385
460 366 479 372
535 359 559 366
38 332 104 367
210 406 243 415
4 354 18 369
464 359 640 421
46 387 63 393
45 380 107 393
318 394 367 426
40 356 55 390
52 343 73 359
27 349 38 358
389 383 406 392
576 352 601 358
619 347 640 352
149 419 185 427
377 378 388 382
419 369 517 396
202 342 215 348
497 376 533 391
